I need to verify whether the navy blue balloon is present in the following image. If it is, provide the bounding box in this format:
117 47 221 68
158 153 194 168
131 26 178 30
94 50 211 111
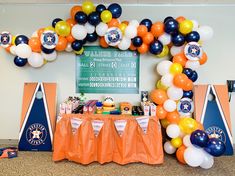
82 38 87 45
15 35 29 45
204 138 226 157
149 40 163 55
183 68 193 78
183 90 193 99
86 32 98 42
186 31 200 42
189 71 198 82
190 130 209 148
75 11 88 24
71 40 83 51
108 3 122 18
164 16 174 24
52 18 62 28
41 46 54 54
14 56 27 67
164 19 179 35
140 19 152 31
88 12 101 26
96 4 106 14
132 36 143 47
172 33 185 46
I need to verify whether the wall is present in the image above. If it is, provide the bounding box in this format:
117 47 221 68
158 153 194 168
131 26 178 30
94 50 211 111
0 4 235 142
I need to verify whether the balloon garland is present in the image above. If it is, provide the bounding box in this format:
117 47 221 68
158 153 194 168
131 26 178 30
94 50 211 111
0 1 225 169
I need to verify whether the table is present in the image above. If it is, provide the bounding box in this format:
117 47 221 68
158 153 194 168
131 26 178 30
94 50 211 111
53 114 163 165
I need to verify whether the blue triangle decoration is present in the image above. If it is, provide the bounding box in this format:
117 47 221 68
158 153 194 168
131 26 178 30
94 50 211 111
203 91 233 155
18 84 52 151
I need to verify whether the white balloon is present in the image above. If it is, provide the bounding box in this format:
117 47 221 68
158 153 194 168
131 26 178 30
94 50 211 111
161 73 173 87
31 30 39 38
183 135 193 147
65 43 73 52
164 141 176 154
170 45 185 56
185 60 200 70
15 44 32 58
191 20 199 31
96 22 108 36
28 52 44 68
184 146 204 167
166 124 180 138
156 60 172 76
158 33 171 45
125 25 137 39
163 99 176 112
71 24 87 40
10 45 16 55
200 151 214 169
85 22 95 34
167 86 183 101
41 51 57 62
129 20 139 28
118 37 131 50
197 26 214 41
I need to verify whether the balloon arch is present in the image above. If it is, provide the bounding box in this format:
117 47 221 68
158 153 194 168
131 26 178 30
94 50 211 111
0 1 224 169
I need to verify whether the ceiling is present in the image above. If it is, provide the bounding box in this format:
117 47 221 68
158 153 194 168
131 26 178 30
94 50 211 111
0 0 234 4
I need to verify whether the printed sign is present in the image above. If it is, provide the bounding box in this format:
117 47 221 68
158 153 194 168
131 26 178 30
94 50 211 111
76 46 139 94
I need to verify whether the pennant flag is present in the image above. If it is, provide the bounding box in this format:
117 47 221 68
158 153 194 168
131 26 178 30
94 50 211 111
136 116 149 134
92 120 104 137
114 120 127 137
70 118 83 134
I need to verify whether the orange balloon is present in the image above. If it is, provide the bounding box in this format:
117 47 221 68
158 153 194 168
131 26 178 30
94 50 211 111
197 121 204 130
176 145 187 164
129 43 137 51
166 111 180 124
108 18 120 28
199 52 208 65
137 25 148 37
183 79 193 91
66 34 75 43
173 73 188 88
176 16 186 23
29 37 41 53
99 37 109 48
156 105 168 119
5 45 11 53
66 18 76 28
70 6 82 20
151 22 164 38
137 43 149 54
143 32 154 45
150 89 168 105
172 53 188 66
122 20 129 26
37 28 44 38
55 36 68 51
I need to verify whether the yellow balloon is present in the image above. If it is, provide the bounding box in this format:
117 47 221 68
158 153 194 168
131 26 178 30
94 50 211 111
55 21 71 37
44 26 55 32
179 117 197 134
11 35 16 45
119 23 127 34
101 10 112 23
82 1 95 15
169 63 183 75
156 45 169 58
156 80 168 90
179 20 193 35
74 47 84 55
161 119 170 128
171 137 183 148
43 59 48 65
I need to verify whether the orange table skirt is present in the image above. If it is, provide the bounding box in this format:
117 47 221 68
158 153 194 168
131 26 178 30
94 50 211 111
53 114 164 165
